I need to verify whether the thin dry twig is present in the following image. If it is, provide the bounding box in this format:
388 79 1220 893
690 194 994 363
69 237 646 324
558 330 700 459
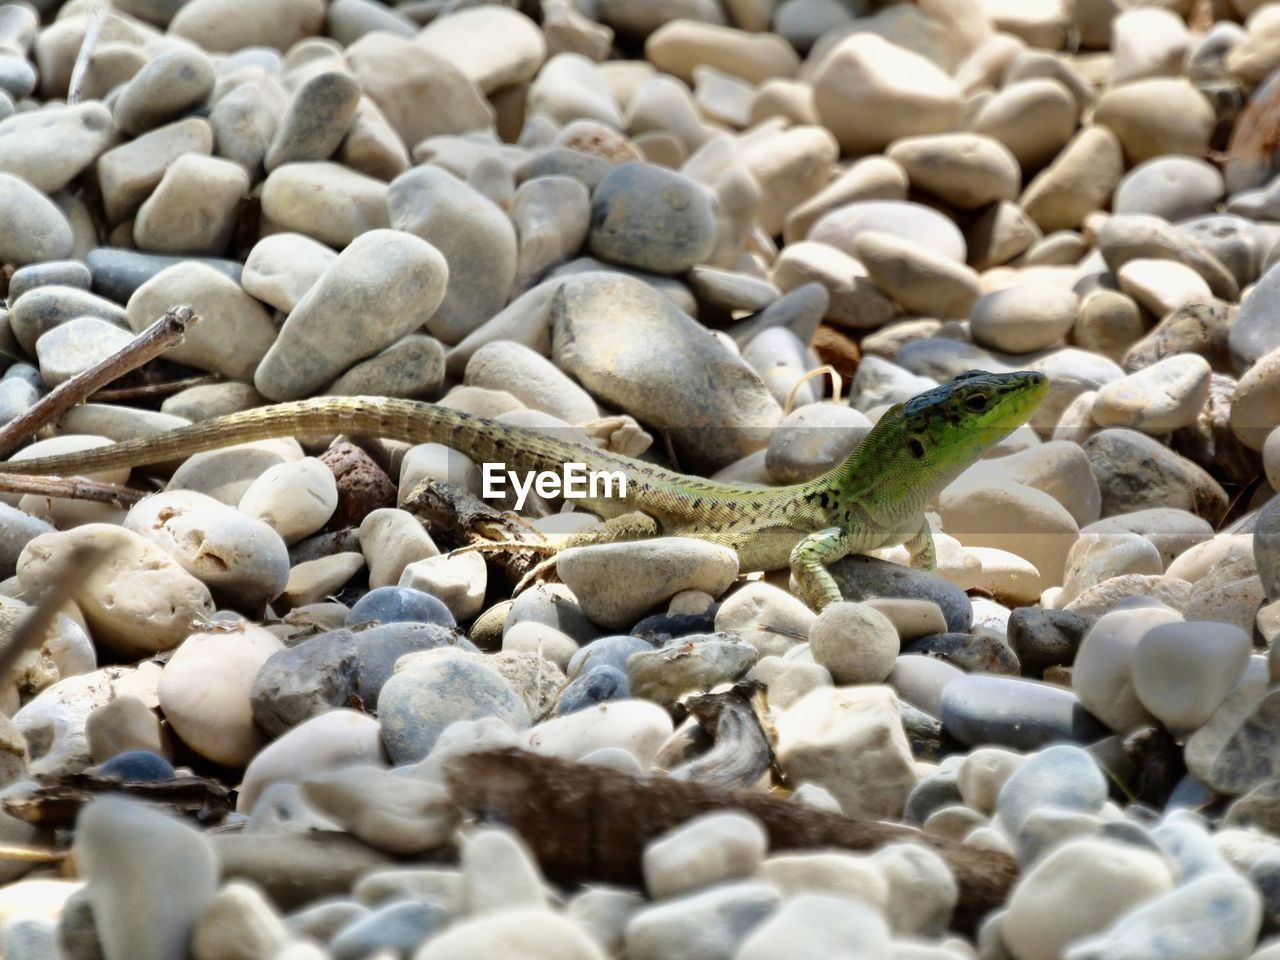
0 305 198 458
67 0 112 105
0 474 145 507
91 374 222 404
0 843 67 863
0 543 119 680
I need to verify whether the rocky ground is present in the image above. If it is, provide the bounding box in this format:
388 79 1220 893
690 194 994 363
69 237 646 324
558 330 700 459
0 0 1277 958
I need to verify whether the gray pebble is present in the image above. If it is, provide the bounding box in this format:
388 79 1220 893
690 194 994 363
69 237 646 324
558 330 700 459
330 898 448 960
589 162 716 275
0 173 72 266
942 675 1108 751
85 247 243 303
113 47 216 136
266 69 361 171
996 744 1108 837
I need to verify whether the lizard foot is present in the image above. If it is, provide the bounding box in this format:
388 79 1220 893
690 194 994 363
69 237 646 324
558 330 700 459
512 554 561 595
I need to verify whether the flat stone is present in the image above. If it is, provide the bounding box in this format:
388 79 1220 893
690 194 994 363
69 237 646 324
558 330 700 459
941 675 1108 750
853 230 980 319
260 161 389 248
168 0 324 51
0 102 114 194
886 133 1020 210
1084 428 1229 524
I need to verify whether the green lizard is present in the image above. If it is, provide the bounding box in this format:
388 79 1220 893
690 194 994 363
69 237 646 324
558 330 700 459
0 369 1047 610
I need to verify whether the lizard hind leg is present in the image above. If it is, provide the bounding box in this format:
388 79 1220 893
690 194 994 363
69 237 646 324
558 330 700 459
512 511 661 595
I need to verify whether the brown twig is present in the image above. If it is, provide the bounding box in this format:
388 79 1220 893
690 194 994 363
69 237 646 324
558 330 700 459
446 747 1018 935
0 475 146 507
0 305 198 458
90 374 222 404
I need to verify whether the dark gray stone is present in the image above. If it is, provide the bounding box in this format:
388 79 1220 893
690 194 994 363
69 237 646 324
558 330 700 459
566 634 654 677
941 675 1108 751
251 629 359 738
352 621 476 709
589 161 716 275
7 260 91 304
903 763 963 826
85 247 243 304
904 632 1019 674
347 586 457 629
554 665 629 716
1254 495 1280 601
517 148 612 191
1006 607 1093 679
828 554 973 633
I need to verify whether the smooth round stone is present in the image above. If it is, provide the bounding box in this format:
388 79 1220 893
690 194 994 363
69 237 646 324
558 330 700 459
133 153 248 256
191 883 290 960
379 657 528 764
97 750 175 782
159 624 282 767
1114 157 1224 222
887 654 963 719
125 262 275 381
251 628 359 737
954 747 1022 817
85 694 168 766
599 0 724 39
329 898 447 960
86 247 242 304
625 881 780 960
398 551 487 622
807 198 965 263
643 811 767 900
254 230 446 400
7 260 91 304
0 173 71 266
763 404 869 486
812 33 960 154
169 0 324 51
556 538 738 630
387 165 515 345
524 699 673 768
645 20 798 85
885 133 1020 211
265 70 360 171
1092 354 1213 433
113 46 215 136
971 284 1079 354
1133 620 1253 739
465 340 598 424
416 5 544 93
261 161 389 248
941 675 1107 751
0 102 114 194
328 333 446 398
736 893 889 960
75 797 218 960
1065 872 1262 960
830 554 972 633
301 763 457 857
348 586 455 629
1002 838 1174 960
1059 533 1163 608
35 317 134 388
852 230 980 319
972 78 1077 174
1072 603 1181 735
770 241 898 330
782 154 908 244
418 907 606 960
905 630 1019 675
1117 259 1214 318
1094 78 1214 166
237 708 384 814
1021 126 1125 232
565 635 654 677
241 233 337 314
509 175 592 294
97 117 214 226
237 458 337 545
808 601 899 685
17 524 213 657
502 621 580 673
1084 428 1229 524
586 162 715 276
123 490 290 609
995 743 1107 838
938 480 1077 586
554 665 629 716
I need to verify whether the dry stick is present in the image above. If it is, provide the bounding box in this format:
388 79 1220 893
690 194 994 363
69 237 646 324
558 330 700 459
0 305 198 458
0 474 144 507
447 747 1019 935
67 0 112 105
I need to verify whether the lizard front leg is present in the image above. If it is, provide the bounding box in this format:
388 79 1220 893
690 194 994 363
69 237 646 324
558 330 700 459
905 517 937 571
789 526 852 611
514 511 660 594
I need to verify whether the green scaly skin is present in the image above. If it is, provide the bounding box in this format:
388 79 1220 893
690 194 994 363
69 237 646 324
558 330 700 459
0 370 1048 609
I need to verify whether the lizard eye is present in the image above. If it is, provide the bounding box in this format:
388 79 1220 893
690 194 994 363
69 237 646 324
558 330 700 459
906 437 926 459
965 394 989 412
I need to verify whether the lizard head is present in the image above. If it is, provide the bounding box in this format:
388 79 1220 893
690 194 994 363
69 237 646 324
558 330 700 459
837 369 1049 497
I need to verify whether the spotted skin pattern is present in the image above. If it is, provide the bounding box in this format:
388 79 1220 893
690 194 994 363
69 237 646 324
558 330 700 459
1 370 1048 609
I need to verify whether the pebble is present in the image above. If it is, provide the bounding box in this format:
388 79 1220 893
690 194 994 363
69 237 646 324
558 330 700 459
643 811 767 899
387 165 515 345
237 708 384 814
260 161 389 248
1114 157 1225 222
970 284 1079 354
329 898 448 960
1132 620 1253 739
808 600 899 684
0 102 114 194
736 893 889 960
74 797 218 960
418 907 607 960
942 676 1108 751
588 162 716 276
1002 838 1174 960
886 133 1020 210
0 173 71 267
301 764 457 856
1084 428 1229 523
624 882 781 960
159 623 282 767
524 700 674 768
853 230 980 319
1094 78 1215 165
1021 125 1125 232
378 656 529 764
